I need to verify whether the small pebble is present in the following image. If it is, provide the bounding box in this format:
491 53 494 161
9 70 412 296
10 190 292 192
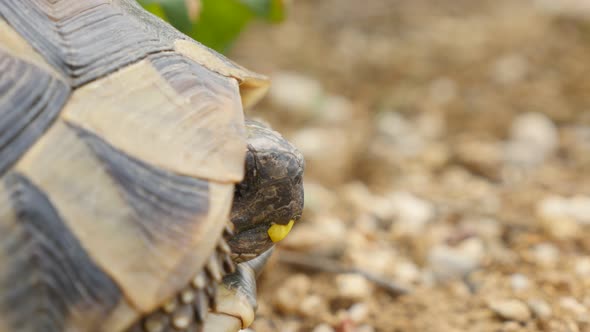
575 257 590 277
428 238 485 281
510 112 558 153
299 295 324 317
355 325 376 332
274 274 311 314
388 191 435 235
283 215 347 252
348 247 396 276
348 302 370 323
489 299 532 322
510 274 530 292
527 299 552 319
559 297 588 320
537 194 590 227
455 140 502 179
505 112 558 167
312 324 335 332
531 243 560 267
336 274 373 300
501 321 522 332
394 261 421 284
375 112 425 158
568 195 590 225
536 195 580 238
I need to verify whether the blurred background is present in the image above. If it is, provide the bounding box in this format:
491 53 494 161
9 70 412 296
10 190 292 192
145 1 590 331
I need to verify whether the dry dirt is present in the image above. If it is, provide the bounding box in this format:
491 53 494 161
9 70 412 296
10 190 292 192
230 1 590 331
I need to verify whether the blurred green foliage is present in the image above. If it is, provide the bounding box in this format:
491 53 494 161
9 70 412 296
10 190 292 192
138 0 286 53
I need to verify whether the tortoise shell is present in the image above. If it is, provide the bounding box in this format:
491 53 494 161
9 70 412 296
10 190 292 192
0 0 269 331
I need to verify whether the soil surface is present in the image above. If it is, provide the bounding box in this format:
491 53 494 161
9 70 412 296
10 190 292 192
231 1 590 331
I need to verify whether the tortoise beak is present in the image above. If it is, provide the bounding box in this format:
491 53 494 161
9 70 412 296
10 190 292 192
226 222 288 263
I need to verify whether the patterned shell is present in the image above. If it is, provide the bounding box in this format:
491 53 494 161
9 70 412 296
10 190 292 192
0 0 268 331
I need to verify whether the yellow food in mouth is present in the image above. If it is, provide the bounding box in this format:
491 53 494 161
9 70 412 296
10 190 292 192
267 220 295 242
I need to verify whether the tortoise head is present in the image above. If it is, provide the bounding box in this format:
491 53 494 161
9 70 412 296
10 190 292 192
228 120 304 262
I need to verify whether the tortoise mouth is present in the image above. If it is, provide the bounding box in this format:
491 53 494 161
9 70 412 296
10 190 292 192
127 225 236 332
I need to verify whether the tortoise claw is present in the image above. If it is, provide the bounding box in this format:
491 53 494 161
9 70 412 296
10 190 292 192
203 247 274 331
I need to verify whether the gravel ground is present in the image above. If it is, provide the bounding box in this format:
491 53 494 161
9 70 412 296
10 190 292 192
230 1 590 331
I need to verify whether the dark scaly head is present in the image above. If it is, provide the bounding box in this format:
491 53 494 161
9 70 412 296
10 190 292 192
228 120 305 262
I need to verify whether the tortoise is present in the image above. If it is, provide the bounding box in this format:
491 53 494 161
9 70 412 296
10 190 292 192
0 1 304 331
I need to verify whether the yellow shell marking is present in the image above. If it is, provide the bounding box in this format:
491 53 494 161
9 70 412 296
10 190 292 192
268 220 295 243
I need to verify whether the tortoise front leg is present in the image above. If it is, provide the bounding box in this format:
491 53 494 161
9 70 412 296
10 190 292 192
203 247 274 332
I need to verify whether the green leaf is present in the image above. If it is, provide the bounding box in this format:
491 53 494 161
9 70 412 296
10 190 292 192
137 0 287 53
240 0 286 22
160 0 194 33
190 0 254 53
137 2 167 19
137 0 194 32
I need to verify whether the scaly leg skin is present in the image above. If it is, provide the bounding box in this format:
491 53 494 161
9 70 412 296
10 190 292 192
203 247 274 332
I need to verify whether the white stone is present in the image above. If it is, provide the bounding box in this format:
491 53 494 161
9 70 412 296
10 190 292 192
336 274 372 300
505 112 558 167
537 195 590 229
489 299 532 322
375 112 425 158
348 302 370 323
510 274 530 292
394 261 421 284
283 215 346 252
375 111 412 139
389 191 435 235
569 195 590 225
300 295 323 317
527 299 552 319
575 257 590 277
559 297 588 319
536 195 580 238
312 324 335 332
355 325 376 332
274 274 311 314
531 243 560 267
348 247 396 276
537 195 570 220
428 238 485 281
511 112 558 151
